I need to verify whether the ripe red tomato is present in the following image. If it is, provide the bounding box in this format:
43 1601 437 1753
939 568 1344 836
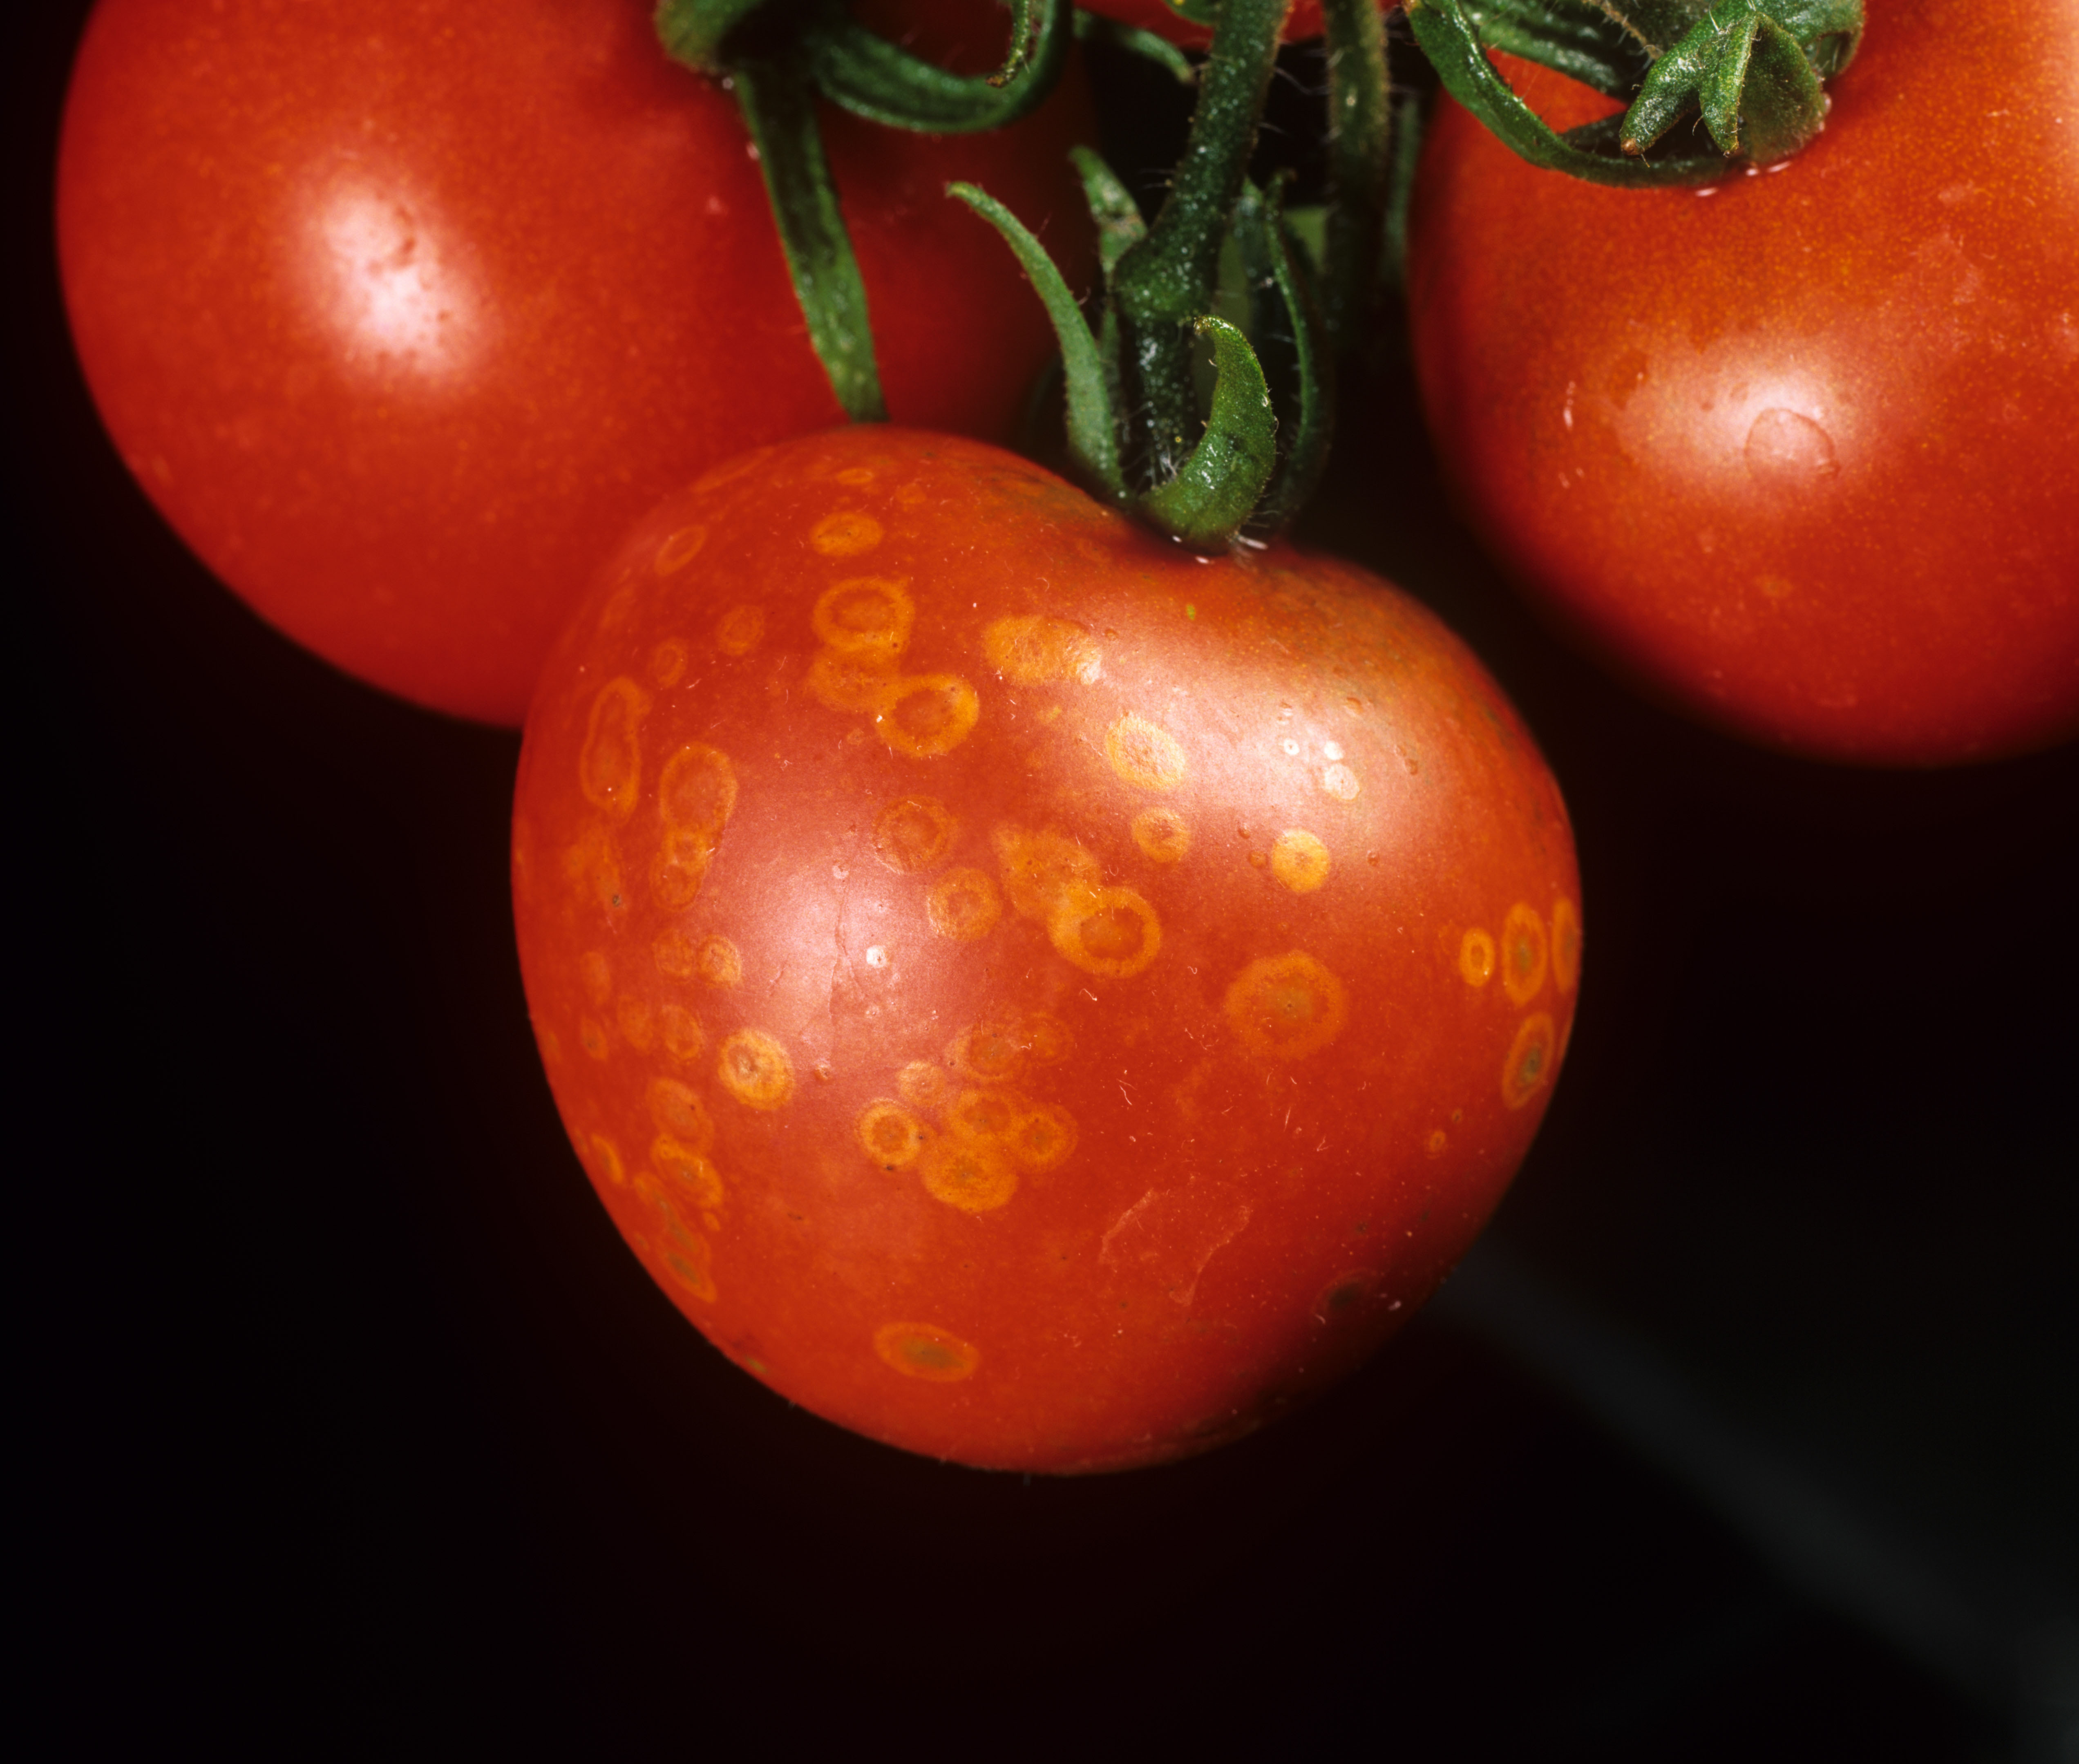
510 427 1581 1471
1405 8 2079 765
57 0 1095 725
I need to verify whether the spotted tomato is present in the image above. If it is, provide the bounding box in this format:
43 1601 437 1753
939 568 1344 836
510 427 1581 1471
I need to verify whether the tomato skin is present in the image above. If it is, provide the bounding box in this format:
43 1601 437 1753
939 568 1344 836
56 0 1095 727
511 427 1580 1472
1406 9 2079 765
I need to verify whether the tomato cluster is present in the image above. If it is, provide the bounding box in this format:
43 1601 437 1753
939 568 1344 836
47 0 2076 1477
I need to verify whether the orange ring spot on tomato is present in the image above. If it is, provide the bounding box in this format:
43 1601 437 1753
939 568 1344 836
578 677 649 819
714 604 765 657
858 1100 931 1170
1501 904 1549 1005
896 1060 950 1110
1270 829 1331 894
928 867 1001 941
810 511 883 557
919 1137 1017 1212
659 1003 704 1063
811 576 913 662
1006 1100 1078 1172
717 1028 794 1111
653 930 697 979
873 1321 979 1382
696 935 742 988
1105 713 1187 790
1459 928 1496 987
1131 806 1192 865
647 1077 715 1151
806 649 899 714
648 638 687 687
1049 885 1162 978
946 1088 1020 1143
657 743 737 837
652 523 706 575
874 794 957 874
880 673 979 758
1223 951 1349 1061
652 1135 724 1209
982 614 1102 684
586 1132 626 1187
1502 1012 1557 1109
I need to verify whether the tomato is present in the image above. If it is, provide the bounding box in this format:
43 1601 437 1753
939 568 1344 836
510 426 1581 1472
57 0 1095 726
1404 6 2079 765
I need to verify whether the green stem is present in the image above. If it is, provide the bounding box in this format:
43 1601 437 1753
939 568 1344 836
1319 0 1390 361
733 55 888 422
1109 0 1289 489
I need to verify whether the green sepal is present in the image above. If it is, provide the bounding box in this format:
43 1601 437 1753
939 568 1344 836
1070 145 1148 280
1406 0 1728 184
1623 3 1836 160
800 0 1073 133
1458 0 1652 98
1234 178 1332 534
733 55 887 422
1073 8 1200 85
1136 317 1279 547
654 0 768 74
947 182 1124 498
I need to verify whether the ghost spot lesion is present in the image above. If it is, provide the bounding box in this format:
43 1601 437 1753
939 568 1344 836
928 867 1002 941
1132 806 1192 865
1502 1013 1557 1108
807 649 899 714
1049 885 1162 978
653 523 707 575
586 1132 627 1187
1005 1098 1077 1172
810 510 884 557
578 678 650 820
982 614 1102 684
1106 713 1188 791
919 1136 1017 1212
659 1003 704 1063
858 1100 932 1171
881 674 979 758
1501 904 1550 1005
718 1028 794 1111
1224 952 1350 1061
648 1077 716 1151
649 639 688 688
874 795 958 874
715 605 766 657
651 745 738 910
873 1321 979 1382
812 577 914 665
653 1134 725 1210
897 1060 951 1111
1551 897 1582 994
1271 829 1331 894
1459 928 1496 987
697 935 743 988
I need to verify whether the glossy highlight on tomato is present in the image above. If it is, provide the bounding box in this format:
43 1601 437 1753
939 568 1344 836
57 0 1095 724
1406 4 2079 765
511 426 1581 1471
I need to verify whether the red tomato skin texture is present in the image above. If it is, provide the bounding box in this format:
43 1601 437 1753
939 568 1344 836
57 0 1097 727
1406 10 2079 765
511 428 1581 1472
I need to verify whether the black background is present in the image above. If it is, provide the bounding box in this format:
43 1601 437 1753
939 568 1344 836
15 6 2075 1755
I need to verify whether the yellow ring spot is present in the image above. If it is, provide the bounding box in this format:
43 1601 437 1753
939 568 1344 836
697 936 743 988
652 1135 724 1209
586 1132 626 1187
919 1138 1017 1212
983 614 1102 685
662 1234 717 1303
578 678 649 820
1049 885 1162 978
717 1029 794 1111
615 996 654 1052
806 650 899 714
1017 1012 1074 1065
833 466 875 487
579 1017 610 1060
1502 1013 1557 1109
811 576 914 662
1105 713 1188 791
944 1021 1025 1084
896 1061 950 1110
1131 806 1192 865
715 605 765 657
1459 928 1496 987
579 950 613 1007
659 1003 704 1064
647 1077 715 1151
873 795 958 874
1551 897 1583 994
651 828 716 910
1223 951 1349 1062
1006 1100 1078 1172
873 1321 979 1382
653 930 697 980
927 867 1002 942
1502 903 1550 1006
857 1100 931 1171
1426 1129 1448 1157
1271 829 1332 894
653 523 707 575
649 639 687 687
946 1088 1020 1144
657 744 738 837
811 510 883 557
881 674 979 758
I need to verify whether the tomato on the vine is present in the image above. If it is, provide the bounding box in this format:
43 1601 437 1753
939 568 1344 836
1405 5 2079 765
58 0 1095 725
510 426 1580 1471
